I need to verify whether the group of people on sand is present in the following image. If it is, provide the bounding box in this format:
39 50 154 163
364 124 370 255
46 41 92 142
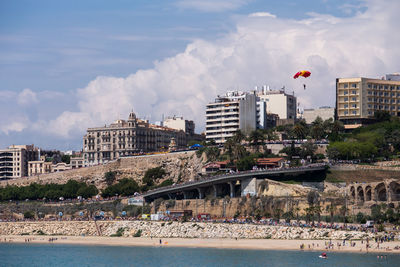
24 238 34 242
48 237 58 242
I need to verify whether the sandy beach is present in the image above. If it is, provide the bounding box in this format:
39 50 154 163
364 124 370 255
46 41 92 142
2 235 400 254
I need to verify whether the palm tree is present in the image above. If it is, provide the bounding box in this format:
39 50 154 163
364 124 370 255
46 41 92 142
326 202 337 226
248 129 265 152
292 123 307 140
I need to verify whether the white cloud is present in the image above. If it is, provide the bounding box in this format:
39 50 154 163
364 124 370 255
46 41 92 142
3 0 400 145
249 12 276 18
42 0 400 138
0 116 29 135
175 0 249 12
17 88 38 106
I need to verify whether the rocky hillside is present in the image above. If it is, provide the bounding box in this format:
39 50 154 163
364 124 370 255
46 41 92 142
0 151 204 189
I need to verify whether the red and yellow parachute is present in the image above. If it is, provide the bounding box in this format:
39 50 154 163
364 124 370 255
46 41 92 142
293 70 311 79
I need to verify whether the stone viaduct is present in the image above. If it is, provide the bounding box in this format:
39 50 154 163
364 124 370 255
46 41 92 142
348 179 400 204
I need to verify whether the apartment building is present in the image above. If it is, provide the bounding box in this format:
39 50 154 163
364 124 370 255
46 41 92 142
82 112 188 165
163 116 195 135
206 91 258 144
336 74 400 129
257 88 297 121
0 145 38 180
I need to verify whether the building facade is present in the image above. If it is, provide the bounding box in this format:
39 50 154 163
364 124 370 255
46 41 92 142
336 75 400 129
0 145 38 180
303 106 335 124
82 112 188 165
28 161 52 176
257 88 297 120
163 116 195 135
205 91 258 144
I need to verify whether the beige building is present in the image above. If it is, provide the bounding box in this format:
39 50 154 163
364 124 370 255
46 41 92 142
0 145 38 180
83 112 188 165
257 88 297 120
28 161 52 176
303 106 335 124
70 157 85 169
163 116 195 135
336 75 400 129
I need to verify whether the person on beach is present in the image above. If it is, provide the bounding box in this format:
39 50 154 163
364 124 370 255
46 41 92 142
159 239 162 245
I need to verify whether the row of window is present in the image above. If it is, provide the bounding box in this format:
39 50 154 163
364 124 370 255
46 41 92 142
342 90 358 95
368 98 400 103
368 91 400 97
368 84 400 90
368 104 400 110
342 104 358 108
340 97 358 102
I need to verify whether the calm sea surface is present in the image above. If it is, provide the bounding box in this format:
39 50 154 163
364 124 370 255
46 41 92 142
0 243 399 267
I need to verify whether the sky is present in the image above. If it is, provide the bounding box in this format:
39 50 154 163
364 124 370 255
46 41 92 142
1 0 399 150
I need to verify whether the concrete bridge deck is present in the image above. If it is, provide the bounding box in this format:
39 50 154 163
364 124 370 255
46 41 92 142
143 164 327 202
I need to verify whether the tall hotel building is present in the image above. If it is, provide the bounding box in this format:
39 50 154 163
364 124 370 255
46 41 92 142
336 74 400 129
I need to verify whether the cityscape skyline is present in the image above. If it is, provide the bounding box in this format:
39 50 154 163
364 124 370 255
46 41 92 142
1 0 400 150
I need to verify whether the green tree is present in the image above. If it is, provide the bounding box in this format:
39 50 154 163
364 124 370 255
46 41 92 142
61 155 71 164
105 171 116 186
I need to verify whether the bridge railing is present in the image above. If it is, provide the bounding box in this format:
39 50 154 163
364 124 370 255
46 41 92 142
144 163 327 196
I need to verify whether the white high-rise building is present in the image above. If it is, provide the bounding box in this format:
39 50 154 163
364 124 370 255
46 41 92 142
206 91 265 144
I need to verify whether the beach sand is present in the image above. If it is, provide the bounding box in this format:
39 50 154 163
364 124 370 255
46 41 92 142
1 235 400 254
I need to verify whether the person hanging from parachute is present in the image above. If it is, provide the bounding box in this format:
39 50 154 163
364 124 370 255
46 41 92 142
293 70 311 90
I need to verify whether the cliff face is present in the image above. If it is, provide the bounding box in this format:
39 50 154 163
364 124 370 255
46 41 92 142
0 151 203 189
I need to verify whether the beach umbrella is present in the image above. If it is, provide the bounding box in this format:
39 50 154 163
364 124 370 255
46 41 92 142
122 211 127 216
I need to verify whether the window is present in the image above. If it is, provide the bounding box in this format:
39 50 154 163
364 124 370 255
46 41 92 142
384 99 389 103
368 98 372 101
368 111 372 115
379 92 383 96
351 97 357 101
373 84 377 89
352 110 357 115
392 99 396 103
390 86 394 90
373 92 377 96
352 104 357 108
368 104 372 108
344 97 348 101
351 83 357 88
344 104 348 108
368 84 372 88
352 90 357 94
343 91 348 95
344 84 348 88
379 85 383 89
368 91 372 95
384 92 389 96
392 93 395 97
344 111 348 115
384 85 388 90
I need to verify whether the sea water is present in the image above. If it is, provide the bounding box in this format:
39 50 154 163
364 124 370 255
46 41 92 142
0 243 398 267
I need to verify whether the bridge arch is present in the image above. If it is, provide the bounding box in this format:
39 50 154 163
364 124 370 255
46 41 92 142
357 186 364 202
365 185 372 201
388 181 400 201
375 183 387 202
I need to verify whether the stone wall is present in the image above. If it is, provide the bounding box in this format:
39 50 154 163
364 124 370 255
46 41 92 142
0 221 377 240
0 151 203 189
